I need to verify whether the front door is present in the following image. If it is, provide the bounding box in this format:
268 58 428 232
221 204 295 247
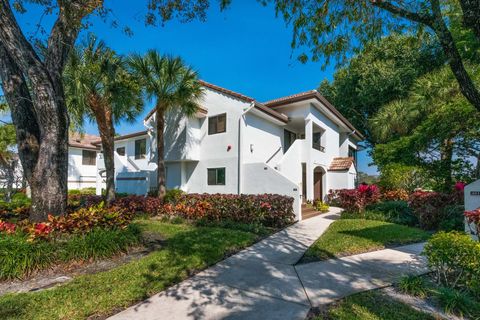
314 172 323 201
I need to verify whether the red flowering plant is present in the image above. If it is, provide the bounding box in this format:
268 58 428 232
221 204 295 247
327 184 381 213
464 208 480 241
0 220 16 234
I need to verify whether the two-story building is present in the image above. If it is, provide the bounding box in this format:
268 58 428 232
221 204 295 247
87 81 363 220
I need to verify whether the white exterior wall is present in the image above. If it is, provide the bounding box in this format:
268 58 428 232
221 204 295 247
79 84 362 221
243 113 284 165
68 147 99 189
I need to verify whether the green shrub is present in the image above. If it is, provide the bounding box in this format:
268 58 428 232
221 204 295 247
68 187 96 196
0 225 141 280
378 163 428 192
439 205 466 232
399 275 428 298
363 200 418 226
164 189 185 203
435 287 480 317
423 231 480 294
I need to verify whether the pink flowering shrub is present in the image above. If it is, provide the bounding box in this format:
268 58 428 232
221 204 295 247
327 184 381 212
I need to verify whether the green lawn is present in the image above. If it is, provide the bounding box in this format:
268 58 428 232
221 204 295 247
312 290 434 320
0 219 259 320
301 219 430 263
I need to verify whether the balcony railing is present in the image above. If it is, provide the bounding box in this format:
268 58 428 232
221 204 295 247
312 142 325 152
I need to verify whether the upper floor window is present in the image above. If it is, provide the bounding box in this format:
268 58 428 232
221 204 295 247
116 147 125 156
208 113 226 135
312 132 325 152
82 150 96 166
207 167 225 185
135 139 146 160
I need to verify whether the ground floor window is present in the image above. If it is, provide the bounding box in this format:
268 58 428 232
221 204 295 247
116 147 125 156
207 167 225 185
82 150 96 166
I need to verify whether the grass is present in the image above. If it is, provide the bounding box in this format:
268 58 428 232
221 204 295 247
301 219 430 262
0 225 142 280
0 219 259 320
312 290 434 320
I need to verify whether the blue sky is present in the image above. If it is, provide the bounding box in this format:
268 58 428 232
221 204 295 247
14 1 377 174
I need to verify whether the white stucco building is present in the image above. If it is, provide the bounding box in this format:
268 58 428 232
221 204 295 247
68 133 103 190
69 81 364 220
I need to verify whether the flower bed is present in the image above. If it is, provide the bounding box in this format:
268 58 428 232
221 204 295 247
158 193 295 228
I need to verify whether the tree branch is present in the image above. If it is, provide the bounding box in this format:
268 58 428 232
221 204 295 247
0 0 44 74
0 43 40 183
458 0 480 41
370 0 435 26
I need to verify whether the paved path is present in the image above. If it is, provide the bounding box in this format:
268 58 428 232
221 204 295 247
109 208 428 320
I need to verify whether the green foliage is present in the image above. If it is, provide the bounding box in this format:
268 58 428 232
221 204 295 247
354 200 418 227
434 287 480 318
423 232 480 294
0 225 141 280
314 290 434 320
0 220 258 319
372 67 480 190
65 34 143 131
319 33 443 142
439 205 466 232
68 187 96 196
378 163 428 192
399 275 428 298
163 188 185 203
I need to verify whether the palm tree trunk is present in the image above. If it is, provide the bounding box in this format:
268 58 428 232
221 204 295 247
156 106 166 200
91 97 116 204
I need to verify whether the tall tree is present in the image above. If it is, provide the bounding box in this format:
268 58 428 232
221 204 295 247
129 51 203 200
64 35 143 204
371 66 480 190
319 33 444 144
253 0 480 113
0 1 212 220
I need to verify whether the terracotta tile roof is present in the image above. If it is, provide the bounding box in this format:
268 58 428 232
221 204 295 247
68 133 100 150
264 90 365 140
198 80 255 102
91 130 149 145
144 80 288 124
263 90 318 106
329 157 354 171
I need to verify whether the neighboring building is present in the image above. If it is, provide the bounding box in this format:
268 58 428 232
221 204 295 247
70 81 363 220
68 133 103 190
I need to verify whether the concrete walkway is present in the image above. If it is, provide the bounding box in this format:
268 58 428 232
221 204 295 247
109 208 428 320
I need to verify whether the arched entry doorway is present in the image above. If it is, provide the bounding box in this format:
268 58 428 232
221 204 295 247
313 166 326 201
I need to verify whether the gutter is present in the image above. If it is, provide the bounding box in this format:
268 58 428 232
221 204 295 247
238 102 255 195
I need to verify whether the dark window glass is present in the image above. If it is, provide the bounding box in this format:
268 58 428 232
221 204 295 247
349 146 357 164
135 139 146 159
82 150 96 166
284 129 296 152
116 147 125 156
207 168 226 185
208 113 227 135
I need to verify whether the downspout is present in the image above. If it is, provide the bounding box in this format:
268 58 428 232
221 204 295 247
238 101 256 195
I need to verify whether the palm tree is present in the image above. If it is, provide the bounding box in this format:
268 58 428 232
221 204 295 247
64 35 143 204
129 50 204 200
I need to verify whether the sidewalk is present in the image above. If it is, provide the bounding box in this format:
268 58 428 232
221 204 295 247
109 209 427 320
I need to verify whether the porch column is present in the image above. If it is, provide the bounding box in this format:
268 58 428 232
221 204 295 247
305 118 314 201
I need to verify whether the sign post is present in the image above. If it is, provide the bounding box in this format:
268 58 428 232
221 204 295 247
465 180 480 240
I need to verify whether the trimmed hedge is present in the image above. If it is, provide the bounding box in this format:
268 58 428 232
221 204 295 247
160 193 295 228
